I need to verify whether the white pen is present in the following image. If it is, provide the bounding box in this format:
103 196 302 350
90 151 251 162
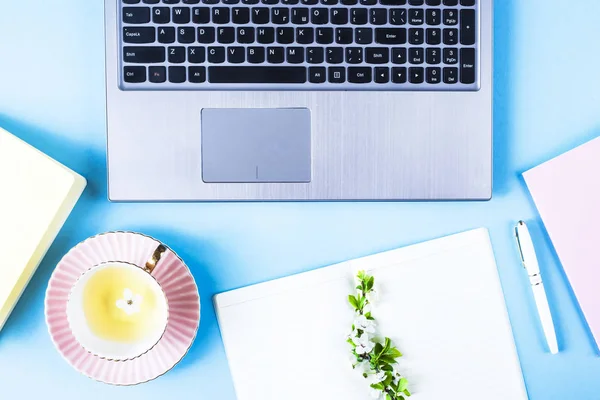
515 221 558 354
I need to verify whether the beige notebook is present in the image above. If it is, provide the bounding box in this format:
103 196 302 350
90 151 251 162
0 128 86 331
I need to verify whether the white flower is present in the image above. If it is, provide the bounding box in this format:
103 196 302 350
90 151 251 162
367 288 379 302
354 334 375 355
362 303 372 314
116 288 143 315
353 360 370 374
354 315 376 333
370 389 384 399
366 370 387 385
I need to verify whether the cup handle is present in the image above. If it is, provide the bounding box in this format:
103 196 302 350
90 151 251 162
145 244 167 274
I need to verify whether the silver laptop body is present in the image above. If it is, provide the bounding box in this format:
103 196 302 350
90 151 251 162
105 0 492 201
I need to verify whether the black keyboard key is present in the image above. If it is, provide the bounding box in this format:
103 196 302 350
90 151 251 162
247 47 265 63
460 0 475 5
374 67 389 83
123 7 151 24
272 7 290 24
408 0 423 4
209 66 307 83
213 7 230 23
302 0 318 3
460 9 476 45
370 8 387 25
443 9 458 25
224 0 240 3
426 28 441 44
208 46 225 63
331 8 349 24
218 27 235 43
267 47 285 63
316 27 334 44
152 7 170 23
188 46 205 63
228 46 246 63
263 0 278 3
366 47 389 64
189 66 206 83
182 0 200 2
375 28 406 44
350 8 368 25
124 0 141 3
198 27 216 43
335 28 353 44
168 66 186 83
443 47 458 64
257 27 275 43
168 46 186 63
341 0 357 3
443 67 458 83
389 8 406 25
292 8 310 24
287 47 304 63
149 66 166 83
307 47 324 63
178 26 195 43
311 8 328 24
193 7 210 23
158 26 176 43
391 47 407 64
426 8 440 25
443 0 457 5
124 66 146 83
425 0 440 4
408 8 423 25
326 47 343 63
408 47 423 64
328 67 345 83
443 28 458 45
348 67 372 83
426 47 440 64
252 7 270 24
355 27 373 44
345 47 363 64
426 67 441 84
144 0 161 3
408 28 423 44
409 67 423 83
243 0 260 3
164 0 181 3
380 0 406 4
322 0 337 4
360 0 376 4
309 67 327 83
297 27 314 44
232 7 250 23
238 27 255 43
276 27 294 44
203 0 219 3
460 48 475 83
124 46 165 63
391 67 406 83
173 7 191 23
123 27 156 43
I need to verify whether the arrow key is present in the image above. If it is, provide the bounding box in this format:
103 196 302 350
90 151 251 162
375 67 389 83
409 67 424 83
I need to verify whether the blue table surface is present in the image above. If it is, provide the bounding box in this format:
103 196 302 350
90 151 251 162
1 1 600 399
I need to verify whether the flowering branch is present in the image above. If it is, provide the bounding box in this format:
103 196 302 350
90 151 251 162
347 271 411 400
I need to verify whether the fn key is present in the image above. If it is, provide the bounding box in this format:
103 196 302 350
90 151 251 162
460 48 476 84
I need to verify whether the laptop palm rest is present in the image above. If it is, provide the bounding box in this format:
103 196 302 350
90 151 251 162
201 108 311 183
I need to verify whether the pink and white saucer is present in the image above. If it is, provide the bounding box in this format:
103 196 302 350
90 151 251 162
45 231 200 386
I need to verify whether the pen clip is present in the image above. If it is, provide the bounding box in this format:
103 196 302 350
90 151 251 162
514 221 526 267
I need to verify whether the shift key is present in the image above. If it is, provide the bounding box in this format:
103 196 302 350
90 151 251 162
123 47 165 63
375 28 406 45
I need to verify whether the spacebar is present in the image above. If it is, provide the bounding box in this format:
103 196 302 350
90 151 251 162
209 66 307 84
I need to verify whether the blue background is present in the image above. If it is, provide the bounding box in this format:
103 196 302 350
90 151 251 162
1 1 599 398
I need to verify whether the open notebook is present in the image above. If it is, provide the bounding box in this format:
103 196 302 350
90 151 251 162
214 229 527 400
0 128 86 331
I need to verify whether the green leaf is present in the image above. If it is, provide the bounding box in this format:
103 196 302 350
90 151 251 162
357 270 366 281
346 338 356 348
348 295 359 309
379 355 396 365
359 295 367 309
383 337 391 353
397 378 408 392
381 364 393 372
383 373 394 386
386 394 392 400
367 276 375 291
365 312 374 320
403 388 411 397
385 347 403 358
373 343 384 356
370 383 384 390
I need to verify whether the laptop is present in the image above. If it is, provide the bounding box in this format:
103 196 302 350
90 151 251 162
105 0 492 201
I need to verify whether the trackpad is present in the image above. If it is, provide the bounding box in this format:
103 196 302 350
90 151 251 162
201 108 311 183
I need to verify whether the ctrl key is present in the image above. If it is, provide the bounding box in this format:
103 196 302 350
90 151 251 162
124 66 146 83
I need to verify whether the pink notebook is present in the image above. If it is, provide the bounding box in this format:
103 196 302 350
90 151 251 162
524 136 600 347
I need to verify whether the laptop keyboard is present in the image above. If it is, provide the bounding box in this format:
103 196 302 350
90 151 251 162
119 0 480 91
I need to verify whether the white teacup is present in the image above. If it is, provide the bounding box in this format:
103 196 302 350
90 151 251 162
66 245 169 361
